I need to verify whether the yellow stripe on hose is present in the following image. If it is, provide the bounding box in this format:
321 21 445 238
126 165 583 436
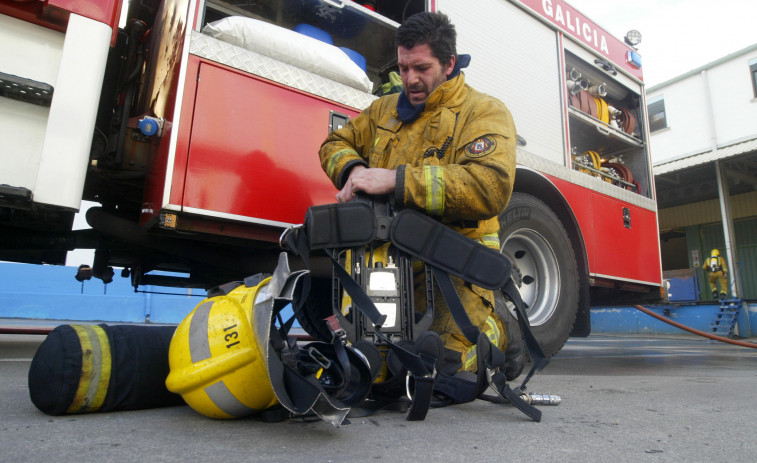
90 326 112 411
595 97 609 123
66 325 112 413
587 151 601 169
67 326 93 413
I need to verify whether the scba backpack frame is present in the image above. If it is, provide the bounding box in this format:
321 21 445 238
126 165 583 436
164 195 558 426
277 196 556 422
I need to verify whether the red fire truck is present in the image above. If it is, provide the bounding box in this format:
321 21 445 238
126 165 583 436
0 0 662 355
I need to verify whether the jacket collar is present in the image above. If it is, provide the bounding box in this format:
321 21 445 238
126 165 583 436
425 72 467 111
396 54 471 123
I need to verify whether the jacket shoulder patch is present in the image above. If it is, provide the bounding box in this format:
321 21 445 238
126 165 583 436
465 136 497 158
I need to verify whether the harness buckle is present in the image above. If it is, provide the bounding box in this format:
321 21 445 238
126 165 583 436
486 367 503 397
405 367 436 401
279 224 303 251
307 346 332 370
486 367 524 398
324 315 348 345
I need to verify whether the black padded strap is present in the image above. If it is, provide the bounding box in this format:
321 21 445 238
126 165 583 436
429 266 511 404
406 375 435 421
490 371 541 422
433 332 492 404
430 266 484 346
305 202 377 250
347 398 410 418
327 251 387 327
332 341 373 406
501 279 549 392
390 209 510 290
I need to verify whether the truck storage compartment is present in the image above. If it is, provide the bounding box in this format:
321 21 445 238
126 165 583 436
564 48 651 198
199 0 425 92
179 60 361 226
166 0 430 230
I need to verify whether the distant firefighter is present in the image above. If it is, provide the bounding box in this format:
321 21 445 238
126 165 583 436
702 249 729 300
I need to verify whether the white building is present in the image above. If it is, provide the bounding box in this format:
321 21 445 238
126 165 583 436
648 43 757 300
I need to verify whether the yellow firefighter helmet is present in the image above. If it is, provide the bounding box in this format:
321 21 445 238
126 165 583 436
165 278 277 419
166 253 371 426
711 249 720 257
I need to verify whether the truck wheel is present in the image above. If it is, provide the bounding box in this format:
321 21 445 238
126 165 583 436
498 193 579 357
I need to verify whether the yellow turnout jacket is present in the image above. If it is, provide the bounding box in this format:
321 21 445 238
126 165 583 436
319 73 517 249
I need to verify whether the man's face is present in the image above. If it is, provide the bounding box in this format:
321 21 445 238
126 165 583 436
397 43 455 106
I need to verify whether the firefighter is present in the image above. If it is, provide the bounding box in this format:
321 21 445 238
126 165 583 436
319 12 524 379
703 248 729 300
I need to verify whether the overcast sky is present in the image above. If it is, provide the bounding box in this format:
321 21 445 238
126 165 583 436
566 0 757 86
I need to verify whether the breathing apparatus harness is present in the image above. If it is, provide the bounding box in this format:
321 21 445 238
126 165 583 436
707 256 724 273
278 195 552 423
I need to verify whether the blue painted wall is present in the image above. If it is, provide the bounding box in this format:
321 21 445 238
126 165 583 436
591 303 755 337
1 262 754 337
0 262 202 324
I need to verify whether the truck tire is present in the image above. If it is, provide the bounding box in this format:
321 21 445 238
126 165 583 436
498 193 579 357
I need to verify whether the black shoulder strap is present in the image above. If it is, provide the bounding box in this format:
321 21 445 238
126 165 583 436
424 249 549 421
500 278 550 391
390 209 510 290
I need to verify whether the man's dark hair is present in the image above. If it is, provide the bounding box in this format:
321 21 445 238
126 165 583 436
395 12 457 68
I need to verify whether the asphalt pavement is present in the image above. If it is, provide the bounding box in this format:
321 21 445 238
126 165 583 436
2 332 757 462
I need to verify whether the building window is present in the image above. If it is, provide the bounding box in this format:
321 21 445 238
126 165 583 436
647 97 667 132
750 58 757 98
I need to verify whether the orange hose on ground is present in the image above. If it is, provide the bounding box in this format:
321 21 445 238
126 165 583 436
634 305 757 348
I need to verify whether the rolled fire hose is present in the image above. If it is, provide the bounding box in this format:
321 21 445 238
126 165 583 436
588 151 601 170
565 80 636 135
593 96 609 123
620 107 636 135
634 305 757 349
574 150 602 178
603 162 635 191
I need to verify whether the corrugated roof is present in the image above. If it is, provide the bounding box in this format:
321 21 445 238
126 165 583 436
653 137 757 175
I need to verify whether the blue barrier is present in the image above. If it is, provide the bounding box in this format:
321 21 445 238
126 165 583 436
0 262 296 326
591 303 755 337
0 262 200 324
0 262 751 336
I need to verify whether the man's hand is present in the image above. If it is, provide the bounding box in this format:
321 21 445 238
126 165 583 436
336 166 397 202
